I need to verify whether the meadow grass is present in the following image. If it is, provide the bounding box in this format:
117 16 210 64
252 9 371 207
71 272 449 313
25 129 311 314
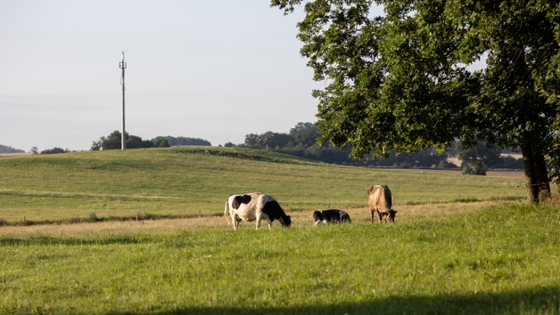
1 203 559 314
2 147 555 314
0 147 526 224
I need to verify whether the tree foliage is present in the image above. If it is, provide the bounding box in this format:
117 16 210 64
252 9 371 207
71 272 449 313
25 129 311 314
91 131 153 151
155 138 170 148
91 132 211 151
41 147 69 155
456 141 502 175
271 0 560 202
241 122 454 168
0 144 25 154
151 136 211 147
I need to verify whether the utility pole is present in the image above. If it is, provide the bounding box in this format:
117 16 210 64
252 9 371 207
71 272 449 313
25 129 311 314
119 51 127 150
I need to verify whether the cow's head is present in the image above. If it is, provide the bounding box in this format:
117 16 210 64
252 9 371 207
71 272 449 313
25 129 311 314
280 215 292 227
384 210 397 223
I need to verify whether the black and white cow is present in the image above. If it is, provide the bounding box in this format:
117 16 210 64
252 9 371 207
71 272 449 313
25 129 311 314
313 209 352 226
224 192 291 230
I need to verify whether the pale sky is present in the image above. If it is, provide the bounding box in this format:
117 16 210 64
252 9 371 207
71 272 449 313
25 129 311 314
0 1 329 151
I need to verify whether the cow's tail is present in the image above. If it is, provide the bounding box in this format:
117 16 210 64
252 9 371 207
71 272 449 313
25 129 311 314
224 200 230 223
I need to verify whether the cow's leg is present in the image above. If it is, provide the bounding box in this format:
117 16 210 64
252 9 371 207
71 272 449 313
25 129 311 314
231 215 239 230
377 210 383 223
371 209 375 223
256 214 262 230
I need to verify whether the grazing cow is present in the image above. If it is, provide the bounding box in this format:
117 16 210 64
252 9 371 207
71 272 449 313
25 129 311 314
367 184 397 223
224 192 291 230
312 209 351 226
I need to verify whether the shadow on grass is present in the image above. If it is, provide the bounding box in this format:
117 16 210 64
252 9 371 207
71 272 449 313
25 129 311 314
108 286 560 315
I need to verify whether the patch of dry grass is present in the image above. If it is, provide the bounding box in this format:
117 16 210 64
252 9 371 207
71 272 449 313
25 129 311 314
0 201 517 237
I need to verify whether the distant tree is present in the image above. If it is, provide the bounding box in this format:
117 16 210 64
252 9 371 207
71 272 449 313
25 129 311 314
0 144 25 154
30 147 38 155
224 142 236 147
155 138 170 147
90 140 102 151
290 122 320 147
126 135 144 149
244 133 261 147
457 141 502 175
142 140 156 148
92 131 148 150
41 147 68 154
151 136 211 146
260 132 294 150
102 131 123 150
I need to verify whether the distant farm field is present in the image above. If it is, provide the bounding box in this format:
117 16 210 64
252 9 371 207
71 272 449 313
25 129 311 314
0 147 527 225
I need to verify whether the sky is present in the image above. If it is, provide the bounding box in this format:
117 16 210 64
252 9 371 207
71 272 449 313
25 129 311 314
0 1 333 151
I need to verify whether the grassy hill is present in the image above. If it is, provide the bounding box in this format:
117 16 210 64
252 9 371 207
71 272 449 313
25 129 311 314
1 147 559 314
0 147 526 224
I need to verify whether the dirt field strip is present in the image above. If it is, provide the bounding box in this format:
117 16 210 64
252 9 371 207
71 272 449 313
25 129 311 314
0 201 516 237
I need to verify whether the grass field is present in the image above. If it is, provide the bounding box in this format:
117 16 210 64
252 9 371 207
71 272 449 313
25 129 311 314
1 204 559 314
1 147 558 314
0 147 526 224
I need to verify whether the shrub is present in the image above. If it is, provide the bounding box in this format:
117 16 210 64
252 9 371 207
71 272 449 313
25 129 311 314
41 147 68 155
462 165 487 175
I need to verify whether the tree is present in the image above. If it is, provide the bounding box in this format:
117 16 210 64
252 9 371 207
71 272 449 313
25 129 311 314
102 131 123 150
271 0 560 203
126 135 144 149
91 131 143 150
41 147 68 155
155 138 170 147
152 136 211 146
143 140 156 148
90 140 102 151
0 144 24 154
456 141 502 175
290 122 320 147
30 147 38 155
261 132 294 150
244 133 262 147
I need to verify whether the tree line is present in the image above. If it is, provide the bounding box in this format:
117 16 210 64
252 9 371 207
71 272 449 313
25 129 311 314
90 131 211 151
0 144 24 154
229 122 523 172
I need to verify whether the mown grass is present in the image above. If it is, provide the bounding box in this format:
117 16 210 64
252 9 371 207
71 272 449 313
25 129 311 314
0 147 526 224
1 203 559 314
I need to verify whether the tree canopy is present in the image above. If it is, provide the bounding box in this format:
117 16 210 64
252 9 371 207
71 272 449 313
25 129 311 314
0 144 24 154
271 0 560 202
91 132 210 151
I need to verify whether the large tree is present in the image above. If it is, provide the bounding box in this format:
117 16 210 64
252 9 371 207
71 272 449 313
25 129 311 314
271 0 560 202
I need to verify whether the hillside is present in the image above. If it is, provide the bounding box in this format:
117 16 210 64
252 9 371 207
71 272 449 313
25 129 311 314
0 147 527 224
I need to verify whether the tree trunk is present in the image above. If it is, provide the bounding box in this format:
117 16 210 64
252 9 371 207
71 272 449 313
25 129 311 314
533 151 551 202
521 143 539 203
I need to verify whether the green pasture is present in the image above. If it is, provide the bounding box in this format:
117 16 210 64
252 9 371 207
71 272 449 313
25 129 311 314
0 147 525 224
1 204 559 314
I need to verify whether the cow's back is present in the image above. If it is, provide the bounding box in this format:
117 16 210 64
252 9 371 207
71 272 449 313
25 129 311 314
368 185 392 213
228 192 263 221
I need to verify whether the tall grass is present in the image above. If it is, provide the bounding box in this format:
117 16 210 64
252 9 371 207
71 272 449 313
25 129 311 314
1 203 559 314
0 147 526 224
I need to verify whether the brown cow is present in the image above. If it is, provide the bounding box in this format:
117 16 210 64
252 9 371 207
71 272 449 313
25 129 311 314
367 184 397 223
